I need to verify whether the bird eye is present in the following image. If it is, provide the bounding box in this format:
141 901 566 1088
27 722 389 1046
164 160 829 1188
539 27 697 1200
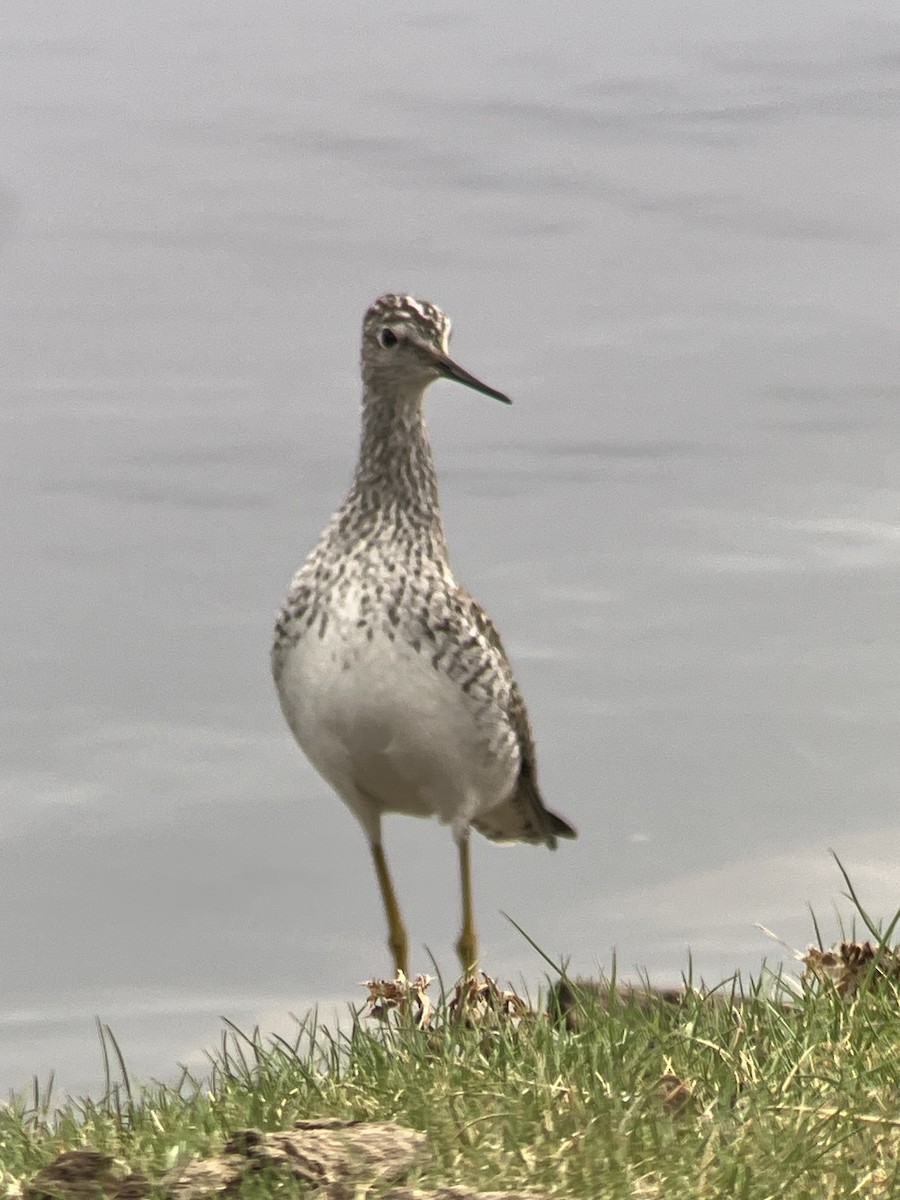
379 328 398 348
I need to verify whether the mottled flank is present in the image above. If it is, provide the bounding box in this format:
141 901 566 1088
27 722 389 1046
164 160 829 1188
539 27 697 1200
272 294 576 973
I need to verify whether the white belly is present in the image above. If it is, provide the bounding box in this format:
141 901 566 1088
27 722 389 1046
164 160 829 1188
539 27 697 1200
276 615 519 836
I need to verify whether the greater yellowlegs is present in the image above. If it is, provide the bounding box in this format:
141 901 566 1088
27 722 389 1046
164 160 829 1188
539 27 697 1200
272 294 576 975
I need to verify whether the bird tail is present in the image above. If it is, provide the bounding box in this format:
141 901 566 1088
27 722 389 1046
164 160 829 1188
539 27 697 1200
472 779 577 849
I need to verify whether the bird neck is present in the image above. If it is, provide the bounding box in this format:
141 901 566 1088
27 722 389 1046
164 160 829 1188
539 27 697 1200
348 387 448 546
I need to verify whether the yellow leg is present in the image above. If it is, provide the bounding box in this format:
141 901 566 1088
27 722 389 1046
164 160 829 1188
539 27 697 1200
370 842 409 977
455 835 478 977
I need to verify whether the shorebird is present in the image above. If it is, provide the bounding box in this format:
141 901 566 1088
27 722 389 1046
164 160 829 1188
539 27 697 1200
272 294 576 976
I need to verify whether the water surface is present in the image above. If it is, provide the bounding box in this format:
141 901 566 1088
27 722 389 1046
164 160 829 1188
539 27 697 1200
2 0 900 1096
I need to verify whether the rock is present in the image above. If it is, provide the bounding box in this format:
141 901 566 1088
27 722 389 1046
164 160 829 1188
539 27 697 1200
383 1190 550 1200
548 978 684 1030
24 1150 150 1200
549 977 795 1031
167 1118 428 1198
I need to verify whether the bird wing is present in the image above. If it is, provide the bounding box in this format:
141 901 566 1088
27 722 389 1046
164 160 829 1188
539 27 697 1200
454 587 577 848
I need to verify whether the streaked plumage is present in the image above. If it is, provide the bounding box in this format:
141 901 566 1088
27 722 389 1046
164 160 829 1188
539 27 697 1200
272 294 576 974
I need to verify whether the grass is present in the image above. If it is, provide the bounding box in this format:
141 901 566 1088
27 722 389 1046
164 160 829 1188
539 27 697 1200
2 879 900 1198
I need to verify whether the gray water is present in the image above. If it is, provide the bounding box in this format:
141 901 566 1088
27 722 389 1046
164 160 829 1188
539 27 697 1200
2 0 900 1098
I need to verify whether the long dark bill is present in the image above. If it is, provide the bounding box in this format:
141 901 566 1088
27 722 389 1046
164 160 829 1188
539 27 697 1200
433 352 512 405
